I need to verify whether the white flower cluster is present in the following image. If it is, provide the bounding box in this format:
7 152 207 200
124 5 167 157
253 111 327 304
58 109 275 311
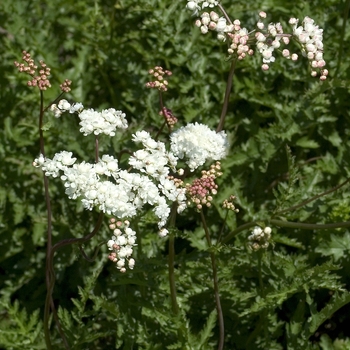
255 15 290 70
289 17 328 80
186 0 218 15
248 226 272 251
186 7 328 79
107 220 136 273
34 112 228 271
195 11 234 41
170 122 228 171
50 100 128 136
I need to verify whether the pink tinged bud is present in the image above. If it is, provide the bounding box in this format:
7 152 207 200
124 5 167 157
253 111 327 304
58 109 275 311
257 21 264 30
202 16 210 26
289 18 298 25
307 52 315 60
248 49 254 55
186 1 197 10
263 50 273 59
217 33 226 41
259 11 267 18
216 18 227 31
239 37 247 45
228 48 234 55
256 32 266 42
272 40 280 48
315 40 323 49
322 69 329 76
306 43 316 52
210 11 219 21
201 26 208 34
282 36 290 45
320 75 327 81
282 49 290 57
209 22 217 30
291 53 298 61
315 52 323 60
262 64 269 71
317 59 326 67
128 259 135 269
311 71 317 77
233 19 241 26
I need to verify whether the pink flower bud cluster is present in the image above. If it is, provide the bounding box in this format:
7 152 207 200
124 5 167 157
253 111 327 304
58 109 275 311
186 161 222 210
186 7 328 79
289 17 328 80
227 21 254 60
107 219 137 273
222 195 239 212
145 66 172 92
195 11 235 41
159 107 178 128
14 51 51 90
255 13 291 71
60 79 72 93
248 226 272 251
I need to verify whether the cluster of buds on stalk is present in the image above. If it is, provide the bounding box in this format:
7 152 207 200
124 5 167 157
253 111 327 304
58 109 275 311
107 219 137 273
186 2 328 79
14 51 52 90
145 66 172 92
248 226 272 251
222 195 239 213
186 161 222 210
159 107 178 128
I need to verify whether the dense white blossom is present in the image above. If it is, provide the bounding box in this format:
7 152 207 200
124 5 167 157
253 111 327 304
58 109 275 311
78 108 128 136
50 100 128 136
170 123 228 171
289 16 327 80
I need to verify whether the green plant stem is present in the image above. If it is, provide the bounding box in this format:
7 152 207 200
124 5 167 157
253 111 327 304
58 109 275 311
222 220 350 244
257 252 268 343
218 3 233 25
44 211 105 349
168 203 179 314
273 177 350 216
216 59 236 133
334 0 350 78
39 90 67 350
200 210 224 350
270 219 350 230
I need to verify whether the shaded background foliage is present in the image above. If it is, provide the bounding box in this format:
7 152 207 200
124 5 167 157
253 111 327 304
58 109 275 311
1 0 350 349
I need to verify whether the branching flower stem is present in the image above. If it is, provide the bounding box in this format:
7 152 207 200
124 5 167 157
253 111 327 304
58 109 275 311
44 212 104 349
200 210 224 350
222 220 350 244
273 177 350 217
216 59 236 133
39 91 69 350
40 92 105 349
218 3 233 25
168 203 179 314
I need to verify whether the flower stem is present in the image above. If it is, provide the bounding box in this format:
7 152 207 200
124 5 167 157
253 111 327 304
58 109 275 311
200 210 224 350
168 203 179 314
216 59 236 133
222 220 350 244
273 177 350 216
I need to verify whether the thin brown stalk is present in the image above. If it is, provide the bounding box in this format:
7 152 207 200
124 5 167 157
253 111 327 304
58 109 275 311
216 59 236 133
200 210 224 350
168 203 179 314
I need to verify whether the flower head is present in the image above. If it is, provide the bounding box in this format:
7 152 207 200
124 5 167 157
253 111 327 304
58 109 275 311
170 123 228 171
